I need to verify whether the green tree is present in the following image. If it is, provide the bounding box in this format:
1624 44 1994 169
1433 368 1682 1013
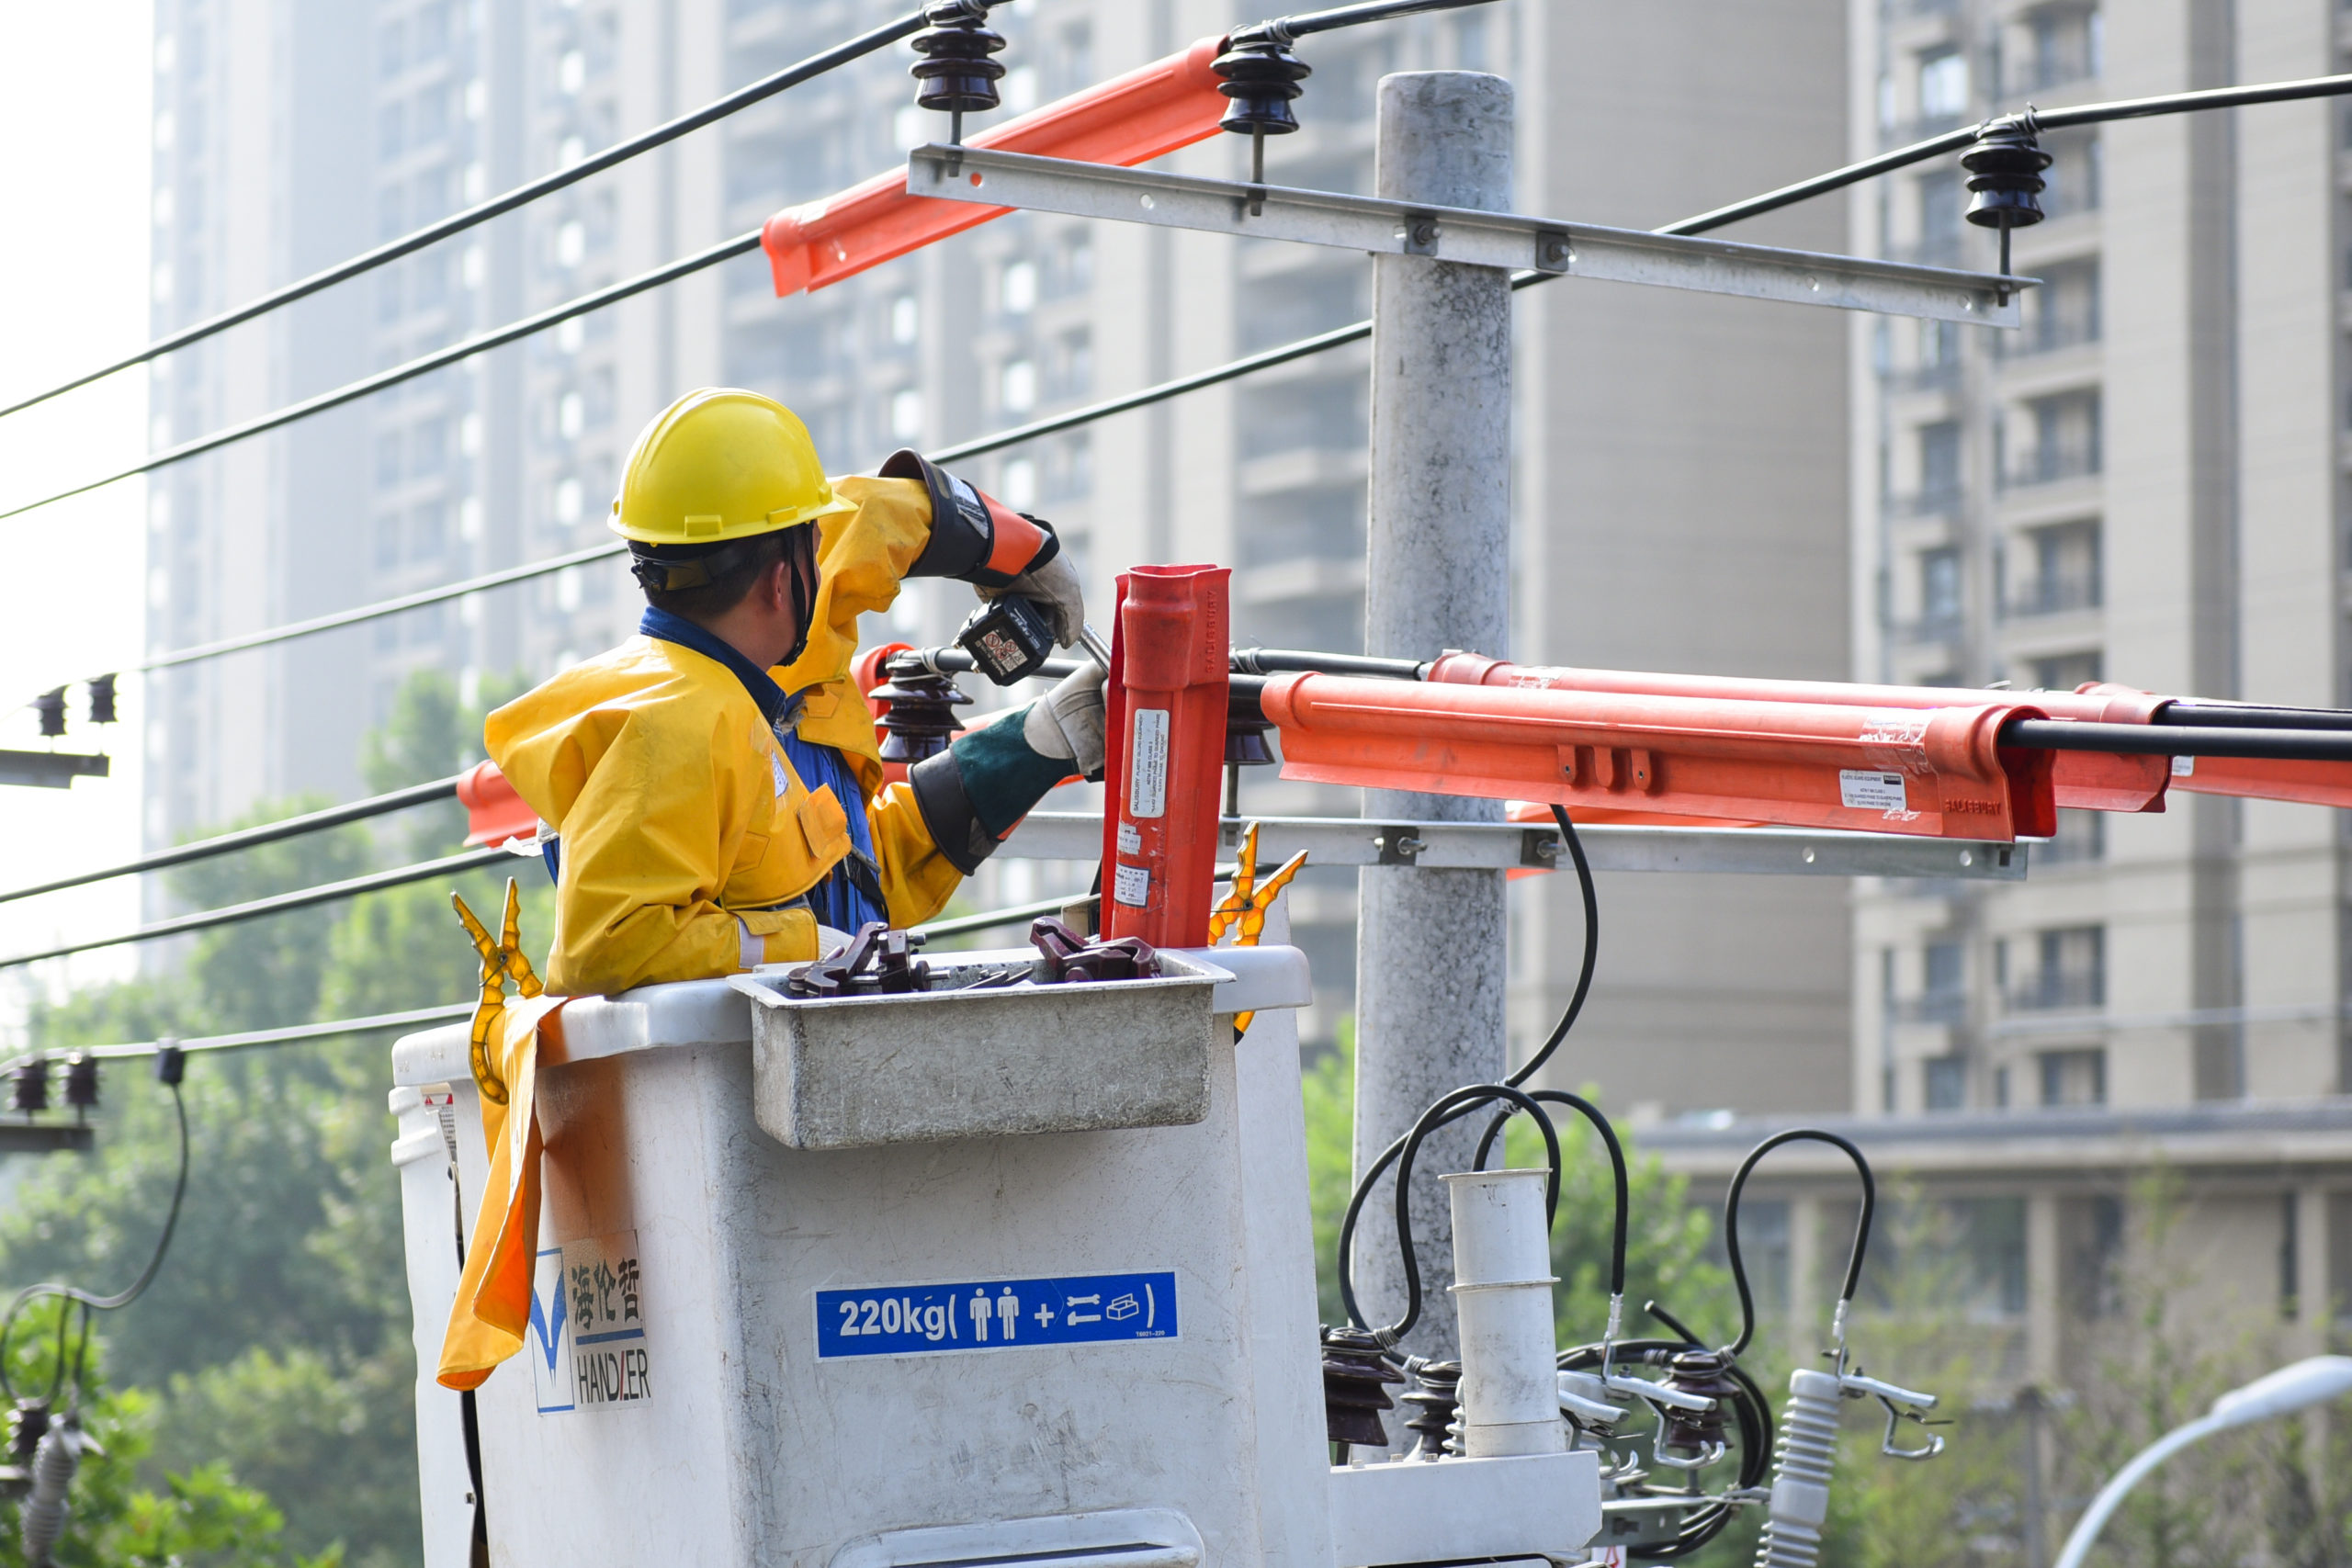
2 668 533 1567
0 1301 332 1567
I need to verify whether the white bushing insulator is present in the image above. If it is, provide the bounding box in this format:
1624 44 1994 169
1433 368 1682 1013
19 1418 81 1566
1754 1368 1842 1568
1443 1168 1565 1458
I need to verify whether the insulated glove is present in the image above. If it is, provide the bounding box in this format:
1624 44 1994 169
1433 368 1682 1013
1022 661 1108 782
881 448 1086 647
977 551 1086 649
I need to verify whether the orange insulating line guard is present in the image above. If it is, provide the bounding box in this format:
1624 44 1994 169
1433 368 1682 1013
1263 672 2060 842
458 760 539 849
763 38 1229 299
1428 655 2352 813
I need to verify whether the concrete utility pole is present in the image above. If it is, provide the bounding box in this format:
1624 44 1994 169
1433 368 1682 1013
1352 72 1515 1372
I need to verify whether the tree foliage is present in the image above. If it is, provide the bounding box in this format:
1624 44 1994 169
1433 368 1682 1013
0 670 528 1567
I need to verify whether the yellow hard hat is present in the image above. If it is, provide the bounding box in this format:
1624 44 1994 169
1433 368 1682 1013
609 388 857 546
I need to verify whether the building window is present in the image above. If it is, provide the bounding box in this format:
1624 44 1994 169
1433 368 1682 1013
2041 808 2106 864
2030 649 2103 693
1000 358 1036 414
2038 1047 2105 1106
2016 5 2101 93
2012 519 2101 614
2011 926 2104 1012
1952 1197 2028 1318
1918 547 1962 628
1918 48 1970 121
1924 1055 1968 1111
2012 390 2101 485
2042 131 2102 220
1000 259 1037 315
2013 259 2100 355
1915 170 1962 263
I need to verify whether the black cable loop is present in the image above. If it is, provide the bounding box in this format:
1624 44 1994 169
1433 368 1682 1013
1473 1089 1627 1299
1336 1084 1561 1342
0 1080 191 1406
1508 806 1597 1090
1721 1127 1874 1359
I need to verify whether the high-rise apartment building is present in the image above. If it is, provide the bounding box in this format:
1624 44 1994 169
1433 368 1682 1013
143 0 1859 1111
1640 0 2352 1407
1854 0 2348 1121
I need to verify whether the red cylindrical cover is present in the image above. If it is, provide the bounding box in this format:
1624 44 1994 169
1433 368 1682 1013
763 38 1228 299
1263 672 2057 840
1426 653 2173 814
1100 565 1229 948
458 761 537 849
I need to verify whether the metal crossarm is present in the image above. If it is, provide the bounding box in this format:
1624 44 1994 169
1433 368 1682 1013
908 144 2030 326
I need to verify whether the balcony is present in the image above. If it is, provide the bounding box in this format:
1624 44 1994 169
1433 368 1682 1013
1894 990 1969 1026
1885 485 1963 521
1885 359 1962 395
2005 571 2100 616
2002 447 2100 491
1892 610 1965 647
1997 315 2100 361
2005 973 2102 1013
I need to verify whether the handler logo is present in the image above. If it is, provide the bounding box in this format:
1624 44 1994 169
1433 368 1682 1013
530 1229 654 1416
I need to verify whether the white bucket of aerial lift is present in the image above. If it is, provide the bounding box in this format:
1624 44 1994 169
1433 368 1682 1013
730 948 1226 1149
1442 1168 1567 1460
385 934 1569 1568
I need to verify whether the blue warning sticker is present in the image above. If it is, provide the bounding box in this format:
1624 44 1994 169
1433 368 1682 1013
816 1270 1178 1359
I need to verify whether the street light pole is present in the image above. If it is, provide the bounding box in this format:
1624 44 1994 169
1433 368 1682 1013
2051 1356 2352 1568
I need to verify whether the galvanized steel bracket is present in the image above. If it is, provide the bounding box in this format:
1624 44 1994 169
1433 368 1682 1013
908 144 2030 325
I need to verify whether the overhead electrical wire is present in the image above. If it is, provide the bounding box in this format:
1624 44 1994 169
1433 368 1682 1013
27 66 2352 700
0 773 467 907
8 62 2351 530
0 230 763 525
0 6 939 423
0 846 511 970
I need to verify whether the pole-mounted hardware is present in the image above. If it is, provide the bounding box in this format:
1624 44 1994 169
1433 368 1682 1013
1213 22 1311 198
910 0 1006 153
1961 113 2051 285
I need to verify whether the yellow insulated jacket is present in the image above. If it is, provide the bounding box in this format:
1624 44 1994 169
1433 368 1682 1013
485 475 962 995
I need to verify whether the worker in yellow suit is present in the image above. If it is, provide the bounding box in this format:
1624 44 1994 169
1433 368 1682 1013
488 386 1107 996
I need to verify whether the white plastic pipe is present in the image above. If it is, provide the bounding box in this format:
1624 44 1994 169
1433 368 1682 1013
1443 1168 1565 1458
2052 1356 2352 1568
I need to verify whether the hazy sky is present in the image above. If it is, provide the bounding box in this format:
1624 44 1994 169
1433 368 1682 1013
0 6 155 1028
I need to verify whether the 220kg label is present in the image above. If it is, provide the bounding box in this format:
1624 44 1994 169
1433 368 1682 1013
815 1270 1177 1360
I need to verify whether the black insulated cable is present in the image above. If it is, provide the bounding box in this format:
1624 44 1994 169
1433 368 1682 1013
1229 649 1428 680
2152 701 2352 731
0 774 466 908
1722 1128 1875 1359
0 232 761 525
1473 1088 1629 1299
2004 717 2352 763
1265 0 1500 39
1662 71 2352 240
0 1071 190 1408
0 846 510 971
1340 1084 1563 1345
0 8 936 423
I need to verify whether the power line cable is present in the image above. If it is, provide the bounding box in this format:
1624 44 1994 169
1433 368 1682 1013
6 1004 477 1071
1660 70 2352 239
0 231 762 525
130 543 628 677
0 847 511 970
22 70 2352 705
0 8 933 423
0 773 466 908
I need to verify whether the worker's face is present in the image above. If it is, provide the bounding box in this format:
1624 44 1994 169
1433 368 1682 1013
774 525 819 666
